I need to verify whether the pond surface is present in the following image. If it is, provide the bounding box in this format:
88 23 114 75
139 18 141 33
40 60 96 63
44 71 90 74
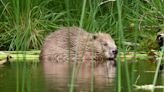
0 59 163 92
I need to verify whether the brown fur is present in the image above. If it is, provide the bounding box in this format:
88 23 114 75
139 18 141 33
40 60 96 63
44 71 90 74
40 27 117 64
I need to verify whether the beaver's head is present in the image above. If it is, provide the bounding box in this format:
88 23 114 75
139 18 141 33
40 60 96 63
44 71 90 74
93 33 117 60
157 31 164 48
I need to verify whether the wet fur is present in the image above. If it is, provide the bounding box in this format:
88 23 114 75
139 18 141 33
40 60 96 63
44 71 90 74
40 27 117 64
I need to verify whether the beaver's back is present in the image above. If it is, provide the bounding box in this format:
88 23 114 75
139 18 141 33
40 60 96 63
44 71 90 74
40 27 90 62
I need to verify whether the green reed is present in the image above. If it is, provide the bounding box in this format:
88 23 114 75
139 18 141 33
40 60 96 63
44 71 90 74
116 0 126 91
11 0 20 92
152 46 164 92
69 0 87 92
11 0 34 92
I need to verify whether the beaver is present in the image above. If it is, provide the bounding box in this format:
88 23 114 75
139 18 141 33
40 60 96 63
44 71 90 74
157 31 164 49
40 27 117 64
156 31 164 70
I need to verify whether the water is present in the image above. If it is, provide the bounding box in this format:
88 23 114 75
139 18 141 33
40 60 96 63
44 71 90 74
0 60 163 92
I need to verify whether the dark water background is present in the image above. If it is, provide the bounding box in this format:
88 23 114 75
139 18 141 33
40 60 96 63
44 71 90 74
0 60 163 92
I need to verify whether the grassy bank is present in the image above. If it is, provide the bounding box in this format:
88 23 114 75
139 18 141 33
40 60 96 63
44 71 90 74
0 0 164 51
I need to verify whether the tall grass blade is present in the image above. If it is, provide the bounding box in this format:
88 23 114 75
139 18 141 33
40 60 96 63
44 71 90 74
131 1 140 91
69 0 87 92
116 0 131 92
116 0 122 91
12 0 20 92
151 46 164 92
79 0 86 28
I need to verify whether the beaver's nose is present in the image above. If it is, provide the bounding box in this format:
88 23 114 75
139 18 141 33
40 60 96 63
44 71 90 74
112 49 118 55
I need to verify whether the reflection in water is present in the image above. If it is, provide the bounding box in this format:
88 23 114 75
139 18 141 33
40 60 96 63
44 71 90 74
0 62 46 92
1 59 163 92
42 60 116 92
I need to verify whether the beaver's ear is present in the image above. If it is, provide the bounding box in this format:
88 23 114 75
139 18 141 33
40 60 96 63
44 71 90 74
92 35 97 40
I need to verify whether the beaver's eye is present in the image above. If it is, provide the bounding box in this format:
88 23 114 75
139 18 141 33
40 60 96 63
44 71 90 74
93 35 97 40
103 43 108 46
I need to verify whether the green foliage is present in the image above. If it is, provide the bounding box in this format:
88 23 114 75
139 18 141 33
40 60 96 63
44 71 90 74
0 0 164 51
138 32 159 51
